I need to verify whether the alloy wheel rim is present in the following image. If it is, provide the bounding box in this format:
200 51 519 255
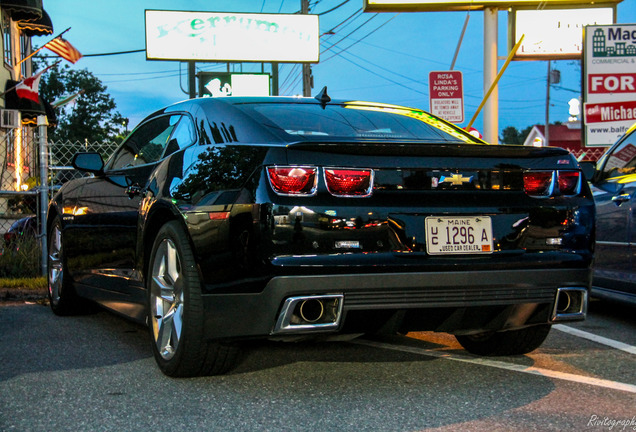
48 224 63 303
150 238 184 361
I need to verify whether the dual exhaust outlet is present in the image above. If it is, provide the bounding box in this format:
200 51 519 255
273 294 344 334
272 287 587 334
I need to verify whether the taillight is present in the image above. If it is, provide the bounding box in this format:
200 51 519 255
524 170 581 197
324 168 373 197
267 166 317 196
523 171 554 197
557 171 580 195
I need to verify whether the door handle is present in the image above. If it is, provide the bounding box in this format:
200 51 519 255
611 193 632 206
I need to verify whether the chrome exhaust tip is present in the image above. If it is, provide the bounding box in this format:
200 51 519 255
299 298 325 323
551 287 587 322
273 294 344 334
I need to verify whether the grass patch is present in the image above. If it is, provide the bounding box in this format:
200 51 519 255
0 277 46 289
0 236 41 278
0 277 47 303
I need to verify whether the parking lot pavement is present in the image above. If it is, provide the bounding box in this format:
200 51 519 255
0 301 634 432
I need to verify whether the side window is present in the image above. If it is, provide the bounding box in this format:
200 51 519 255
164 115 196 157
602 130 636 180
109 115 180 170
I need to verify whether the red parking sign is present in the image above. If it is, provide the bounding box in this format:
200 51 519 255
429 71 464 123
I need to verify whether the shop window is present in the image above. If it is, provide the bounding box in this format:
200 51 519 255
20 34 29 78
2 12 12 67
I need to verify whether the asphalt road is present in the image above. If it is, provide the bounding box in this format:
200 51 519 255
0 299 634 432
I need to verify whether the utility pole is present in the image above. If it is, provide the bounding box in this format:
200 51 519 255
483 7 498 144
188 61 196 98
545 60 551 147
301 0 312 97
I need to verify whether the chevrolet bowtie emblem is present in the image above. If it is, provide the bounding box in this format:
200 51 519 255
440 174 473 186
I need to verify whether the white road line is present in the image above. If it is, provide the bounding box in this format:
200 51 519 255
554 324 636 356
353 339 636 394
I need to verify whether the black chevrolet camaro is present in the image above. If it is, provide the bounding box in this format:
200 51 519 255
47 92 595 377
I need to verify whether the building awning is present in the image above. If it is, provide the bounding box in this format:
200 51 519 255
0 0 43 22
4 79 56 126
16 9 52 37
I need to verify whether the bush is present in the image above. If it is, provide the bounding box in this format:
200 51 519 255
0 235 41 278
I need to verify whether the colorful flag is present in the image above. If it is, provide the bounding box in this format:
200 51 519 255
45 37 82 64
15 69 46 102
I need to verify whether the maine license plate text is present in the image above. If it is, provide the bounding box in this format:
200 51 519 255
425 216 493 255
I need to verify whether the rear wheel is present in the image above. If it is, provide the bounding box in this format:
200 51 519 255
48 216 83 315
148 221 239 377
455 324 551 356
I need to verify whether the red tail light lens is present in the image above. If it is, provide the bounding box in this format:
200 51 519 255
267 166 317 196
325 168 373 197
557 171 580 195
523 171 554 197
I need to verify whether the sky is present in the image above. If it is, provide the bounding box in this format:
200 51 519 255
40 0 636 138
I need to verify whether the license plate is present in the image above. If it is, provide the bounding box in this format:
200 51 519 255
425 216 493 255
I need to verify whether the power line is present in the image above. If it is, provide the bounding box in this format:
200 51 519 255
330 48 429 96
84 49 145 57
321 13 379 56
321 14 399 62
317 0 350 15
321 8 363 37
323 41 425 88
279 64 301 90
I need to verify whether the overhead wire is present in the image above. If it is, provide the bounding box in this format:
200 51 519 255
279 64 301 91
321 14 399 62
321 7 363 36
320 13 379 56
317 0 350 15
323 42 425 88
329 47 429 96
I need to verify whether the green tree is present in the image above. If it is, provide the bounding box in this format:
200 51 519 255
37 61 126 143
500 125 534 145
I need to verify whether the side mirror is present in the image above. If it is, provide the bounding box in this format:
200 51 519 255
72 152 104 174
578 161 596 182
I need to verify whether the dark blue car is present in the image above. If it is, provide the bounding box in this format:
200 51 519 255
587 122 636 305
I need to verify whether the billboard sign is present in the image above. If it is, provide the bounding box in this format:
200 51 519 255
510 7 615 60
145 10 319 63
429 71 464 123
583 24 636 146
198 73 271 97
365 0 622 12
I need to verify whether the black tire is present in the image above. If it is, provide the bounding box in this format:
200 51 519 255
47 216 84 315
147 221 240 377
455 324 552 356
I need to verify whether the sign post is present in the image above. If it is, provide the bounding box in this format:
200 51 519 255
429 70 464 123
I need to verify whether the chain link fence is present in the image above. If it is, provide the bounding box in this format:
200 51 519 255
0 131 118 277
48 139 118 188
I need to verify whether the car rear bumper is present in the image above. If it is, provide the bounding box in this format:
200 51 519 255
201 268 591 340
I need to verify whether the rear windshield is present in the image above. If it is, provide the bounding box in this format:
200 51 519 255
237 102 481 144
